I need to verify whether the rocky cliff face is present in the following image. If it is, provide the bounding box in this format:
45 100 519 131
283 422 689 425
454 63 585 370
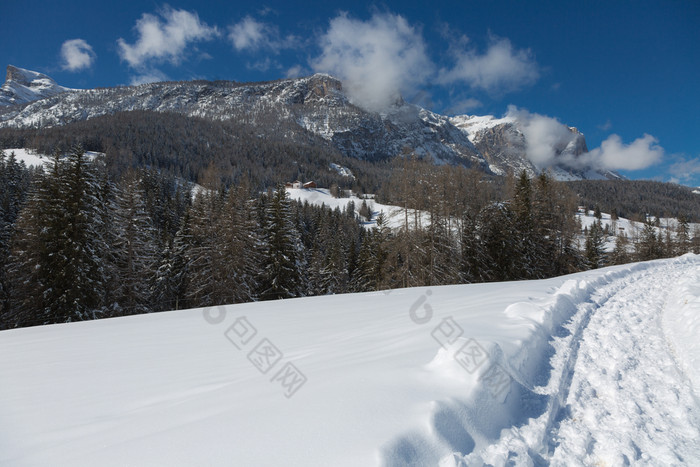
0 65 611 179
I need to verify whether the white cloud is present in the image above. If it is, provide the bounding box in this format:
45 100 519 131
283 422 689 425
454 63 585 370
228 16 298 53
506 106 664 172
667 157 700 182
310 12 433 112
117 7 219 68
579 134 664 171
439 36 539 93
506 106 578 168
597 119 612 131
128 69 170 86
246 58 281 72
285 65 305 78
60 39 96 71
228 17 270 51
443 97 482 115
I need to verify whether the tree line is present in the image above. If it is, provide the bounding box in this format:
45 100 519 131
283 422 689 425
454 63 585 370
1 148 698 329
0 110 389 194
566 179 700 223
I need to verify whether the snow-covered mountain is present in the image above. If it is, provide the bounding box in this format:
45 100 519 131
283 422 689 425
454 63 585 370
450 114 620 180
0 65 72 107
0 65 612 179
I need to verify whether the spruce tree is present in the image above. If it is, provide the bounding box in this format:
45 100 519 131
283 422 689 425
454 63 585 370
675 215 691 255
10 147 108 325
585 220 606 269
154 209 193 311
259 186 303 300
636 219 662 261
476 202 519 281
0 151 30 321
113 172 159 314
459 212 481 283
511 170 540 279
609 234 631 265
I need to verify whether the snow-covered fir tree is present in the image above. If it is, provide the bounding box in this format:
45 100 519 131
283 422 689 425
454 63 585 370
9 147 109 325
112 172 159 314
259 186 304 300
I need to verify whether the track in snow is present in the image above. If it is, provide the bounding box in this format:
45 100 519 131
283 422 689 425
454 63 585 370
469 259 700 466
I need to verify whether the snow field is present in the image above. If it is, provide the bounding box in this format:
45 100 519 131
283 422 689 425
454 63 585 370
0 256 699 466
2 148 103 168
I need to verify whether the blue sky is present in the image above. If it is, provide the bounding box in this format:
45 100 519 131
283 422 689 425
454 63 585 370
1 0 699 186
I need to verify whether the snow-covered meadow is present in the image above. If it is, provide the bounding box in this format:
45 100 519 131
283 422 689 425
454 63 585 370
3 148 103 167
1 255 699 466
287 186 431 231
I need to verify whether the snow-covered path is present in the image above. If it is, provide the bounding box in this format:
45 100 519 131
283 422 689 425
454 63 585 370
551 262 700 465
471 259 700 466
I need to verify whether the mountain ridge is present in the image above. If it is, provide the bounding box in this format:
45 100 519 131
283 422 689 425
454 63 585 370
0 65 611 180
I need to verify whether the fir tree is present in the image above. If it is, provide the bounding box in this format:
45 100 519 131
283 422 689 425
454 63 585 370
585 220 606 269
609 234 631 265
477 202 519 281
259 186 303 300
9 147 109 325
636 219 662 261
675 215 691 255
154 209 193 311
0 151 30 321
112 172 159 314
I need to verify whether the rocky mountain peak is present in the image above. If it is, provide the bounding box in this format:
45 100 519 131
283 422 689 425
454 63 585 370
6 65 53 86
0 65 70 107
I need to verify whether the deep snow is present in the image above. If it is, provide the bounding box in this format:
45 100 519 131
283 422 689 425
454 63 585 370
1 256 699 466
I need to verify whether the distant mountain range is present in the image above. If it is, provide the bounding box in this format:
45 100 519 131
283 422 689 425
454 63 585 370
0 65 617 180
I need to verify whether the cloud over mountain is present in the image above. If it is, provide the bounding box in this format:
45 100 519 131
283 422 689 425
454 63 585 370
506 106 664 172
439 36 539 93
117 6 219 68
310 12 433 112
60 39 96 72
227 16 297 53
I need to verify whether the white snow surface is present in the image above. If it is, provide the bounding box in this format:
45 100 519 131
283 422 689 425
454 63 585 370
1 148 50 167
2 148 103 167
1 255 700 466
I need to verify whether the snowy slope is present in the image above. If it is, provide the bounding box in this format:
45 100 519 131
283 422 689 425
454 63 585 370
0 65 72 107
287 187 430 230
1 255 699 466
1 148 51 167
449 114 516 144
577 210 700 252
2 148 103 167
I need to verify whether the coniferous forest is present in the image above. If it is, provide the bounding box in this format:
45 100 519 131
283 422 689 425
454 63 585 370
1 146 698 329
